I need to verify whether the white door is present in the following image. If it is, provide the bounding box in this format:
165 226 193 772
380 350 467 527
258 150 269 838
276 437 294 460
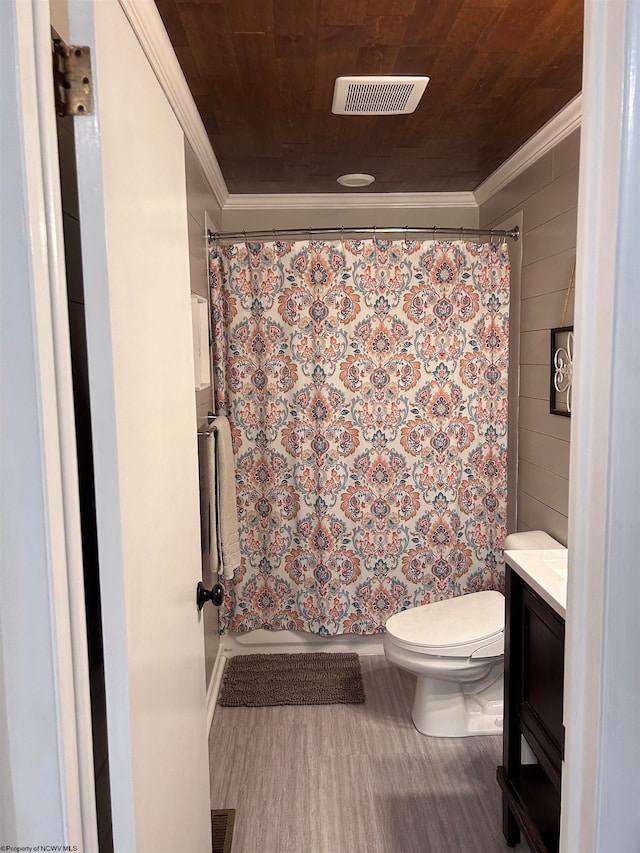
68 0 211 850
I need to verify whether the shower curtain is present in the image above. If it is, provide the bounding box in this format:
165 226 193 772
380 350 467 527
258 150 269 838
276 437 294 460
209 237 510 635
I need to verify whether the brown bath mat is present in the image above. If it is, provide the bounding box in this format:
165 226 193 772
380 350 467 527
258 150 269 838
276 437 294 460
211 809 235 853
218 652 365 707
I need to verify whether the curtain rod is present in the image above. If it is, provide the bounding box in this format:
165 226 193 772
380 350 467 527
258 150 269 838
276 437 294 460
207 225 519 243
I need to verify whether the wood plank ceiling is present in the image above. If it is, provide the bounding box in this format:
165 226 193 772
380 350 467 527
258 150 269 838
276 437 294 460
155 0 583 194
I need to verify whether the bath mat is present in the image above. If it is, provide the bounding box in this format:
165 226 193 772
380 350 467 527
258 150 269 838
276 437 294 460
211 809 235 853
218 652 365 707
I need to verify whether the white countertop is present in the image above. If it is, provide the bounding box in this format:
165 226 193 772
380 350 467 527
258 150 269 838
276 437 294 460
504 548 568 619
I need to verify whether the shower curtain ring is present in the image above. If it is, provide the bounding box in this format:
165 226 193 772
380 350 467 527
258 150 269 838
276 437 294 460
489 228 494 246
432 226 436 241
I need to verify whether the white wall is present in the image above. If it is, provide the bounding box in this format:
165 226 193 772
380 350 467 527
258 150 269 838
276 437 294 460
185 139 222 687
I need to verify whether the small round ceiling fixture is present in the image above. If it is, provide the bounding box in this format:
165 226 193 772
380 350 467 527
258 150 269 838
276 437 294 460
337 173 375 187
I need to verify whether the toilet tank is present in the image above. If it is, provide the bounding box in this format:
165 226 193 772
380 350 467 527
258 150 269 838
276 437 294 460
503 530 565 551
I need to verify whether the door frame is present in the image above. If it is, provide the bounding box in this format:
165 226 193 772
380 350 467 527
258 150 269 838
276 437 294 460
4 0 640 848
0 0 96 847
561 2 640 851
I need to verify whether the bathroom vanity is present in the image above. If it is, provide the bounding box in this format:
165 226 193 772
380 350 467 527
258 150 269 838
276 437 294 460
497 548 568 853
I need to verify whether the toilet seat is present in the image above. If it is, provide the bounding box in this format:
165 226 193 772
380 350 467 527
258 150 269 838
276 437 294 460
385 590 504 658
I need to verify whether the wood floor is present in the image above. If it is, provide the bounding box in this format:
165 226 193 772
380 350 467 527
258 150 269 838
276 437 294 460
209 655 526 853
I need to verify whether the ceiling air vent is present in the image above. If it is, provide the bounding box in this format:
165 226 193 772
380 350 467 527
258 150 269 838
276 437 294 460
332 75 429 115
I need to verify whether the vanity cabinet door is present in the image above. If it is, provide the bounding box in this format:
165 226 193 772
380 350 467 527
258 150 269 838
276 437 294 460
519 586 565 789
499 566 565 853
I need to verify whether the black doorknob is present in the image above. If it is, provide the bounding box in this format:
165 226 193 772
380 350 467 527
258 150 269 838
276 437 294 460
196 581 224 610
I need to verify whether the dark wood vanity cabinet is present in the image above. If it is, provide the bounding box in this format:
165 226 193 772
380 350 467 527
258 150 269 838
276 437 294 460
497 564 565 853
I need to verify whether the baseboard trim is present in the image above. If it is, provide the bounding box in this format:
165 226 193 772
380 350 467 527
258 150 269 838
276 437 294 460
206 645 227 734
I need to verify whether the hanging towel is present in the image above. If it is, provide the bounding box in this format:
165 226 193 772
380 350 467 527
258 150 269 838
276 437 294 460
213 415 241 581
205 430 220 580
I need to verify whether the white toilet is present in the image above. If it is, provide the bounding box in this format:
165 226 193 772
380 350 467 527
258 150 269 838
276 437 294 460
384 530 564 737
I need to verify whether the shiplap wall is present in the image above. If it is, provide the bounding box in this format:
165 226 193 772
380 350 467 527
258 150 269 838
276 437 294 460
184 140 221 687
480 129 580 545
220 199 478 233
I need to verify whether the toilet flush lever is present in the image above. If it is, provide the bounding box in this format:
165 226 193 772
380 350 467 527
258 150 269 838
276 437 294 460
196 581 223 610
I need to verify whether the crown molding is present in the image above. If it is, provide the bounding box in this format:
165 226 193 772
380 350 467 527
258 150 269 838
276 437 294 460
117 0 229 209
223 191 477 211
474 94 582 207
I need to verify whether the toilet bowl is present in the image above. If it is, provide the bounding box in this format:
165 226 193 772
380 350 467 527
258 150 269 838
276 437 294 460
384 590 505 737
384 530 564 737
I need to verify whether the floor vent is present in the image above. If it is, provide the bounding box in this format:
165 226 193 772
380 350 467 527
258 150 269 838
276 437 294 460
332 75 429 115
212 809 235 853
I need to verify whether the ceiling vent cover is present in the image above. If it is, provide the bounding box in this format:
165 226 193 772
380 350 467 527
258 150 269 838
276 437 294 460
332 75 429 115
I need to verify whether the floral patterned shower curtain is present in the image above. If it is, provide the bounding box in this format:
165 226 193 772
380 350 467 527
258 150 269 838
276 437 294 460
209 238 510 635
